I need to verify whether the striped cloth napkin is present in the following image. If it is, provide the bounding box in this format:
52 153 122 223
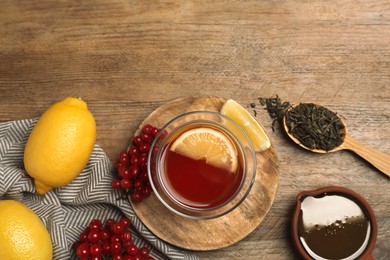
0 118 199 260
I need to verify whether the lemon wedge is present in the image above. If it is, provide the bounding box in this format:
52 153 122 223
170 127 238 173
221 99 271 152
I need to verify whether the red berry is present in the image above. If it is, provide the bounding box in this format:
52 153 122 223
139 143 150 154
139 172 149 182
118 167 131 179
134 179 143 189
133 136 143 146
114 159 123 170
106 218 116 228
129 165 140 178
132 191 143 203
139 246 150 256
110 234 121 243
76 242 90 258
112 253 123 260
120 151 129 165
123 170 132 179
139 154 148 166
130 156 140 166
120 179 132 189
151 127 159 137
120 229 132 241
111 179 121 189
89 219 102 230
134 185 143 194
142 124 153 134
110 241 122 254
102 240 111 254
142 186 152 198
141 132 152 143
119 217 131 227
112 125 157 203
100 228 110 240
125 244 138 256
128 145 139 157
90 243 103 256
111 222 125 235
74 216 151 260
79 230 89 242
87 228 101 243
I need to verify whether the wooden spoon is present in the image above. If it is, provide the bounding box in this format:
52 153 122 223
283 103 390 178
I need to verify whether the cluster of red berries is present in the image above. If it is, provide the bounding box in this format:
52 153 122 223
112 124 159 203
73 217 153 260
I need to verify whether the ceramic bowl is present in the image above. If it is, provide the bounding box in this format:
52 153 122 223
291 186 377 260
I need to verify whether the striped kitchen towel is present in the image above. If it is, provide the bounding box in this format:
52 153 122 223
0 118 199 260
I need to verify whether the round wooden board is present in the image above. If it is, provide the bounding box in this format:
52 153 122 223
130 96 279 251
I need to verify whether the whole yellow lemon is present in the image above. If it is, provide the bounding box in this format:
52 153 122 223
24 97 96 194
0 200 53 260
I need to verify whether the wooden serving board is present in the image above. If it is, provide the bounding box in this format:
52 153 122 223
130 96 279 251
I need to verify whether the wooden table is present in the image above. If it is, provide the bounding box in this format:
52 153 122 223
1 1 389 259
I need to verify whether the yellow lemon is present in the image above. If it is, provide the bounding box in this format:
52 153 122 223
24 97 96 194
0 200 53 260
220 99 271 152
170 127 238 172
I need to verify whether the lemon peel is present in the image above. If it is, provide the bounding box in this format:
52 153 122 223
24 97 96 194
221 99 271 152
0 200 52 260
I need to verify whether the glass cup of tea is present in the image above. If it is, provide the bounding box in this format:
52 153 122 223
148 111 257 219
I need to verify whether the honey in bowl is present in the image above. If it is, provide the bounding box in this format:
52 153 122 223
292 186 377 260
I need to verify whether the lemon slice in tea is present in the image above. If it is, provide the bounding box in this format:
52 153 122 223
221 99 271 152
170 127 238 173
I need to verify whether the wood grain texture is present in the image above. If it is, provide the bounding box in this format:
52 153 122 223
130 96 278 250
0 0 389 259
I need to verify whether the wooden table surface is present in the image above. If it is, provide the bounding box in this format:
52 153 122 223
1 1 389 259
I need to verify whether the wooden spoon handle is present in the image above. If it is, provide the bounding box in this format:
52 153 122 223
342 135 390 178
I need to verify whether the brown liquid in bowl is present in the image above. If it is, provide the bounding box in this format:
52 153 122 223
298 193 371 259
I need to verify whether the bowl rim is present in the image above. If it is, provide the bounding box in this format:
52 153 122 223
291 186 378 260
